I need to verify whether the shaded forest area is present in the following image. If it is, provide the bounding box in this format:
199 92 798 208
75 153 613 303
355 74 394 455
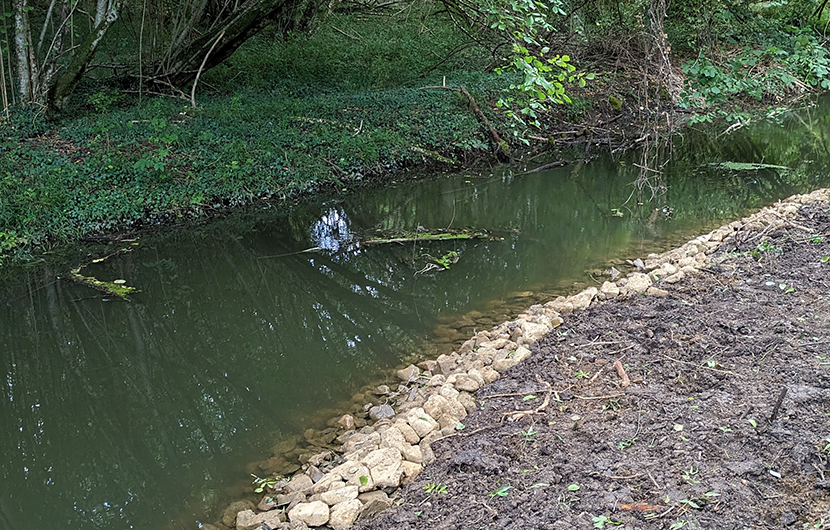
1 0 830 262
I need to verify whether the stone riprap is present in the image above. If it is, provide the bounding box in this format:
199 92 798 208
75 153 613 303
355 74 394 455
211 189 827 530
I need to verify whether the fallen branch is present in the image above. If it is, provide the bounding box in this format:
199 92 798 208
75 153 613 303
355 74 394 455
420 84 509 158
503 374 552 422
614 360 631 388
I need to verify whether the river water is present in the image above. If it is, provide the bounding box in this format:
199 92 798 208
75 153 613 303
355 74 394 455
2 101 830 530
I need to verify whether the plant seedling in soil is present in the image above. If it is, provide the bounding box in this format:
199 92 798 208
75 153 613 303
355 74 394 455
751 240 782 260
617 437 636 450
593 515 622 527
423 482 448 494
747 418 758 428
821 256 830 264
521 426 537 442
523 394 538 401
574 370 591 378
489 485 512 498
567 483 580 491
682 466 700 485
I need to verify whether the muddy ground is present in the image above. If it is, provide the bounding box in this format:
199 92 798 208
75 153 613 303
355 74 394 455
355 201 830 530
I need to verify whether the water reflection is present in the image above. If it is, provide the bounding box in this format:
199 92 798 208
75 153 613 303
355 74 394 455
2 98 830 530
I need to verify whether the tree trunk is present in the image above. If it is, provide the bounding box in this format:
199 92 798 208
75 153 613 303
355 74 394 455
48 0 122 110
157 0 321 87
13 0 35 102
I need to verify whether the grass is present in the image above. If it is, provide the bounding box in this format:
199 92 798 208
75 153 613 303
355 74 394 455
0 6 513 264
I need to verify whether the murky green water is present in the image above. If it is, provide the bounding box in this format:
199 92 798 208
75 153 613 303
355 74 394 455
3 100 830 530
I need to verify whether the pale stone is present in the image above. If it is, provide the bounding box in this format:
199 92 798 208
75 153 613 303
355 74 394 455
545 296 573 314
646 286 669 297
513 346 531 362
599 281 619 298
453 374 481 392
438 384 460 402
368 404 395 421
235 509 286 530
521 321 550 342
328 499 362 530
222 500 255 527
361 447 403 488
423 394 467 428
288 501 330 527
394 420 421 444
286 474 314 494
428 374 446 386
663 271 685 284
493 357 519 372
624 272 652 293
436 353 461 375
320 485 359 506
342 432 380 455
329 461 372 493
466 368 485 386
311 475 345 494
570 286 598 311
480 366 499 383
379 426 420 462
400 461 424 483
396 364 420 382
358 490 389 504
457 391 476 413
405 408 439 438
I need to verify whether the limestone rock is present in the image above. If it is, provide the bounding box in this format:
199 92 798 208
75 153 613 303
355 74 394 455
521 321 550 343
545 296 574 314
423 394 466 428
405 408 439 438
645 286 669 297
453 374 481 392
623 272 652 294
394 420 421 444
400 461 424 483
221 500 256 527
328 499 362 530
599 281 619 298
480 366 500 383
570 286 598 311
288 501 330 527
361 447 403 488
257 494 278 511
396 364 420 382
321 485 359 506
368 404 395 421
435 353 461 375
336 414 355 430
285 474 314 494
236 509 286 530
342 432 380 455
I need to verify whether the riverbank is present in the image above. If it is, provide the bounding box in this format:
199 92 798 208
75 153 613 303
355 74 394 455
213 188 830 530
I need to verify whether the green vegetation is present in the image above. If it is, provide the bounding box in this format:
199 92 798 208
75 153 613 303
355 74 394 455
2 0 830 264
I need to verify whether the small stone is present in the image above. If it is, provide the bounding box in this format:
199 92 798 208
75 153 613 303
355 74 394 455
406 408 439 438
396 364 420 382
368 404 395 421
235 509 287 530
288 501 330 527
645 286 669 297
570 286 598 311
599 281 619 298
435 353 461 375
664 271 685 284
320 485 359 506
520 321 550 342
480 366 500 383
328 499 362 530
400 461 423 483
357 499 391 522
221 500 256 527
394 420 421 444
276 491 307 507
361 447 403 488
545 296 574 314
286 474 314 494
308 451 334 467
257 494 278 511
373 385 390 395
623 272 652 294
453 374 481 392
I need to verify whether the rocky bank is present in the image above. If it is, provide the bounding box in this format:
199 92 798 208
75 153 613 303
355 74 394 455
207 189 830 530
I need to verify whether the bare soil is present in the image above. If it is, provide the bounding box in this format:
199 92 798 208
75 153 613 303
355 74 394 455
356 201 830 530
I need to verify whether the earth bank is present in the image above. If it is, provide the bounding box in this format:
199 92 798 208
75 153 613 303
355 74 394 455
208 190 830 529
